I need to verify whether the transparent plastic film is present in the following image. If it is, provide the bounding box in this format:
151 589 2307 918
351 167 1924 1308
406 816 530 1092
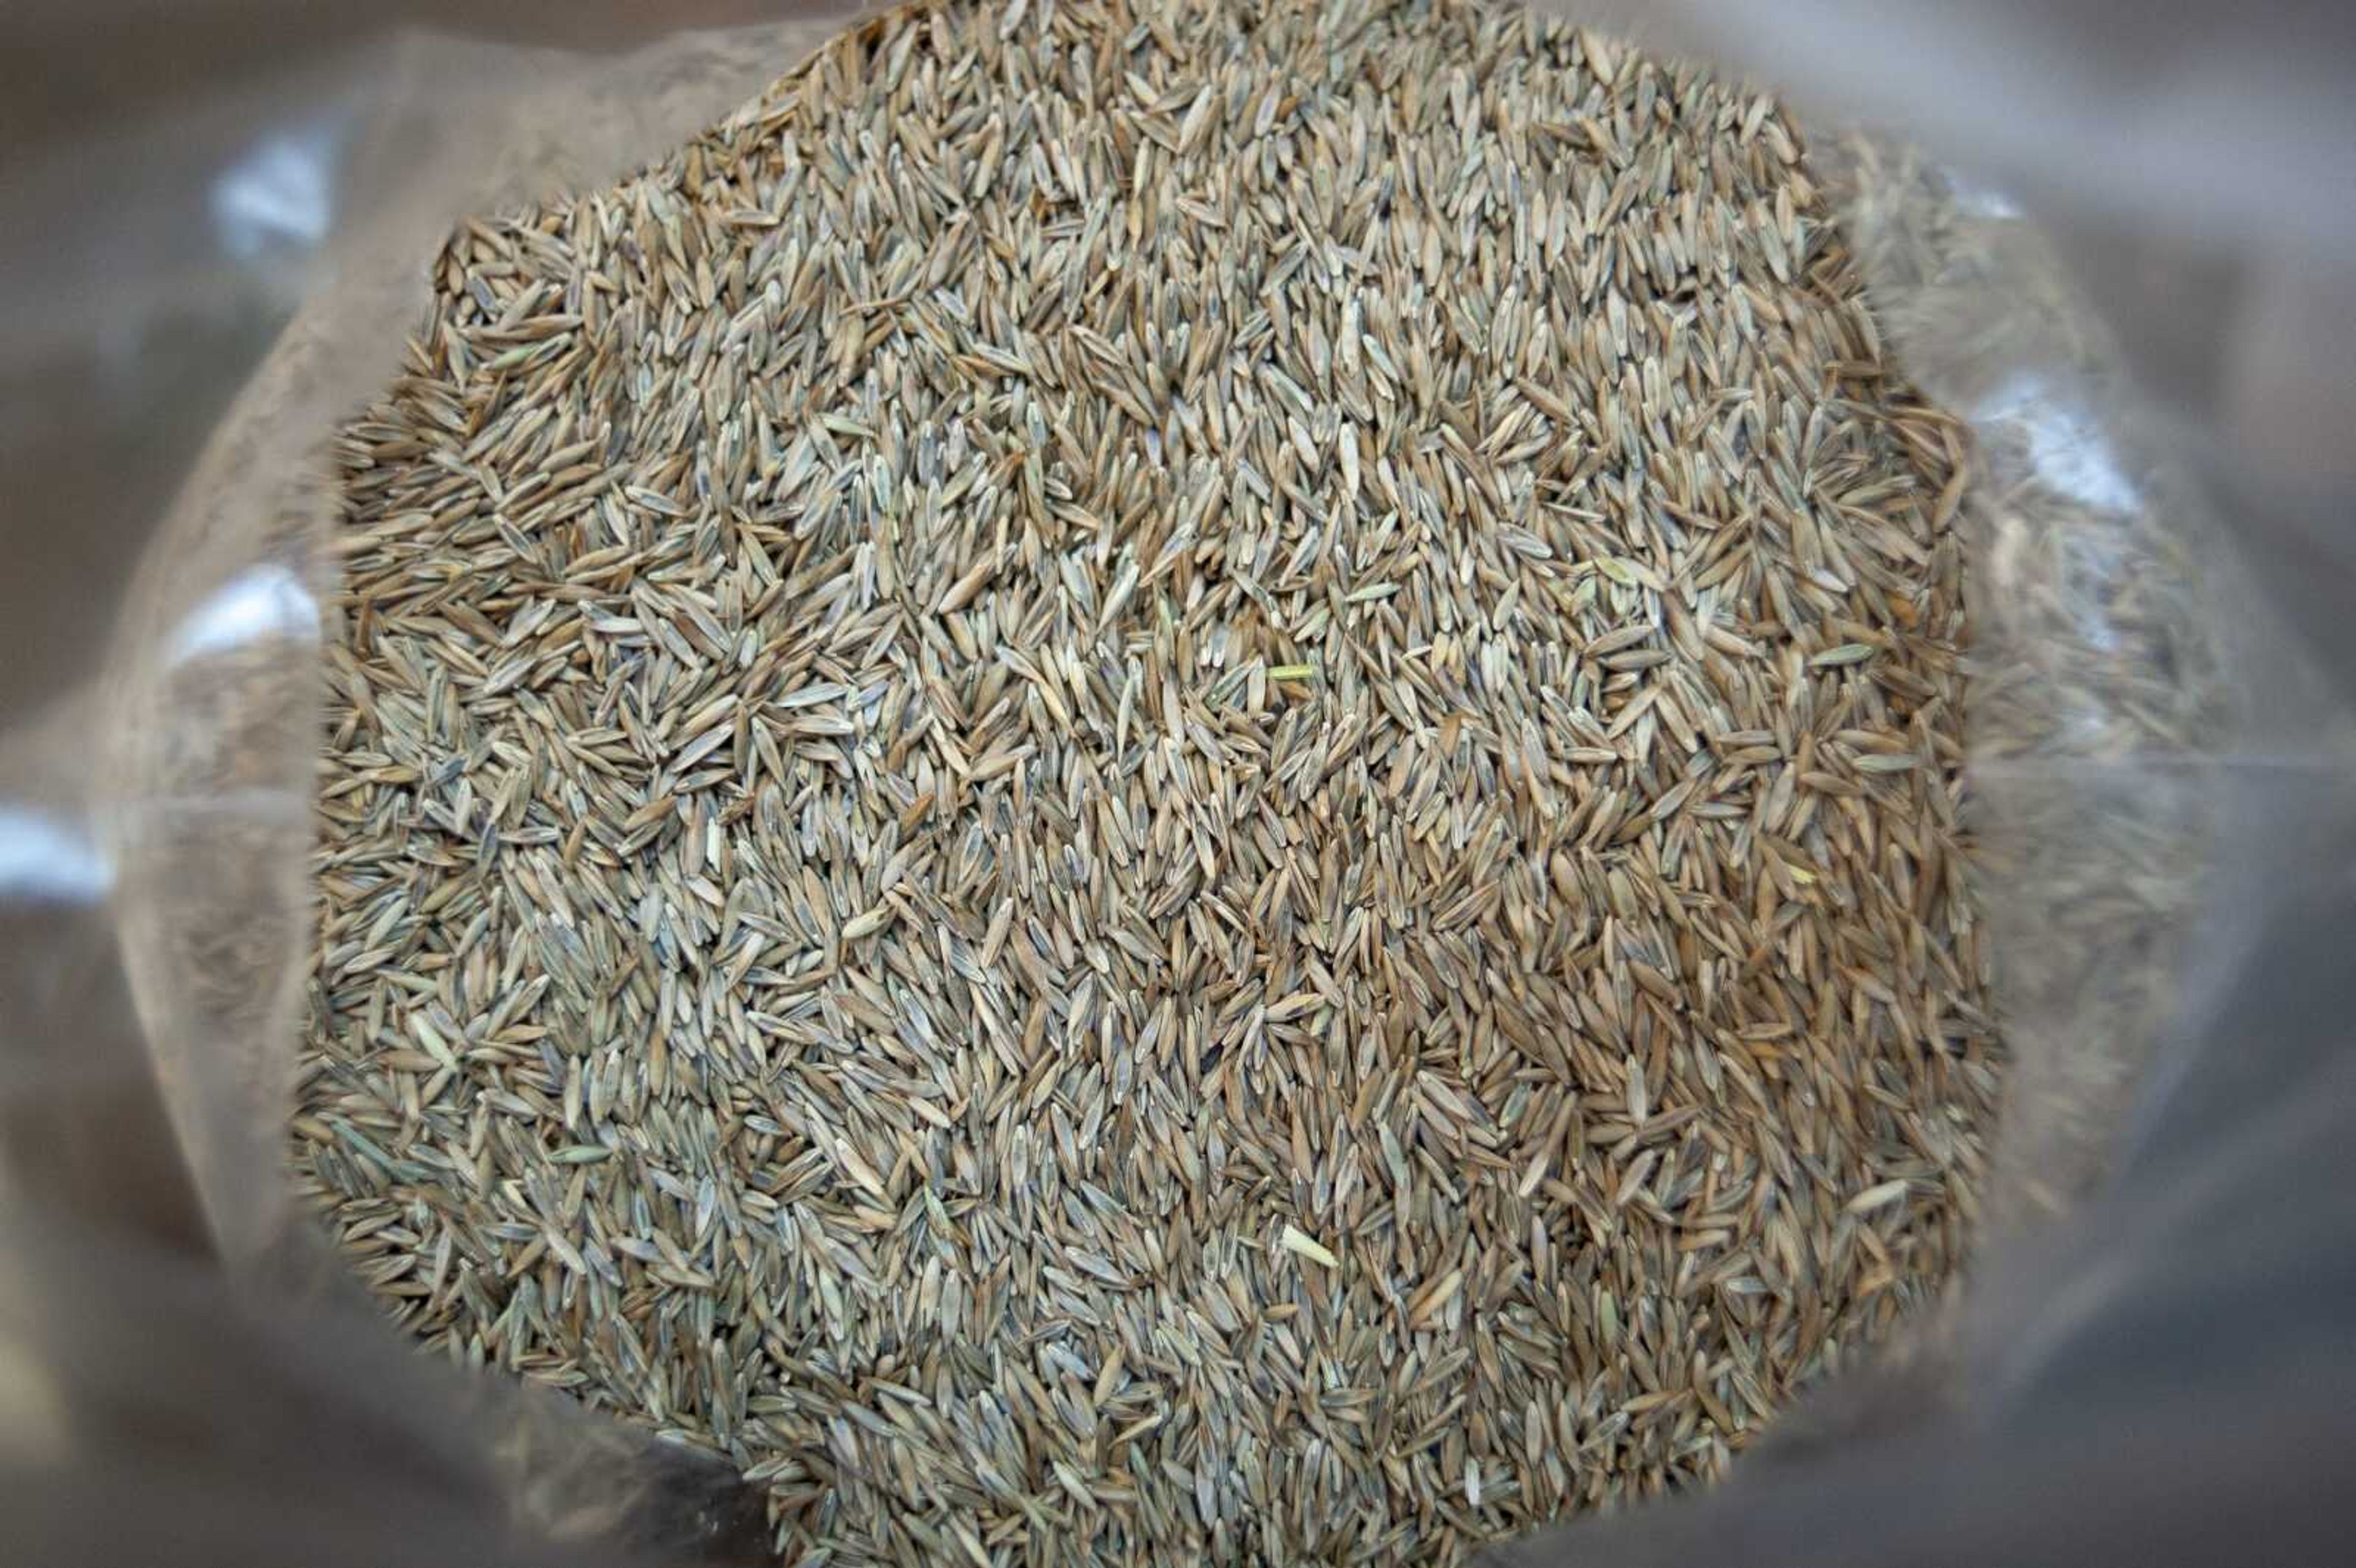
5 6 857 1560
102 4 866 1272
3 0 2352 1562
1495 0 2356 1561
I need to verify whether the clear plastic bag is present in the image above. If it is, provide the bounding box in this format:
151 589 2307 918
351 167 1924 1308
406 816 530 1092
4 1 2351 1561
4 9 858 1559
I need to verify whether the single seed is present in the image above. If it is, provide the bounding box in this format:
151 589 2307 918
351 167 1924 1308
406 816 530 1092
1279 1225 1341 1269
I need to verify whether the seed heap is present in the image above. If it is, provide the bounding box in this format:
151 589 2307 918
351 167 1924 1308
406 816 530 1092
294 0 1998 1560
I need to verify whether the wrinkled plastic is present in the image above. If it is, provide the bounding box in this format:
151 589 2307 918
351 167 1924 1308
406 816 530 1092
4 1 2352 1561
4 9 858 1560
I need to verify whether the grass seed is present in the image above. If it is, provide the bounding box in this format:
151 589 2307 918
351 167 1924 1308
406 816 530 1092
294 1 2001 1561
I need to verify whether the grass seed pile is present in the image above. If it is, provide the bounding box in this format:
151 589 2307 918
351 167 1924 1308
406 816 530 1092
295 0 1999 1559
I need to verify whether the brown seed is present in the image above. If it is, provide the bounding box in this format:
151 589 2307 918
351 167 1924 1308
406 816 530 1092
291 2 2003 1563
